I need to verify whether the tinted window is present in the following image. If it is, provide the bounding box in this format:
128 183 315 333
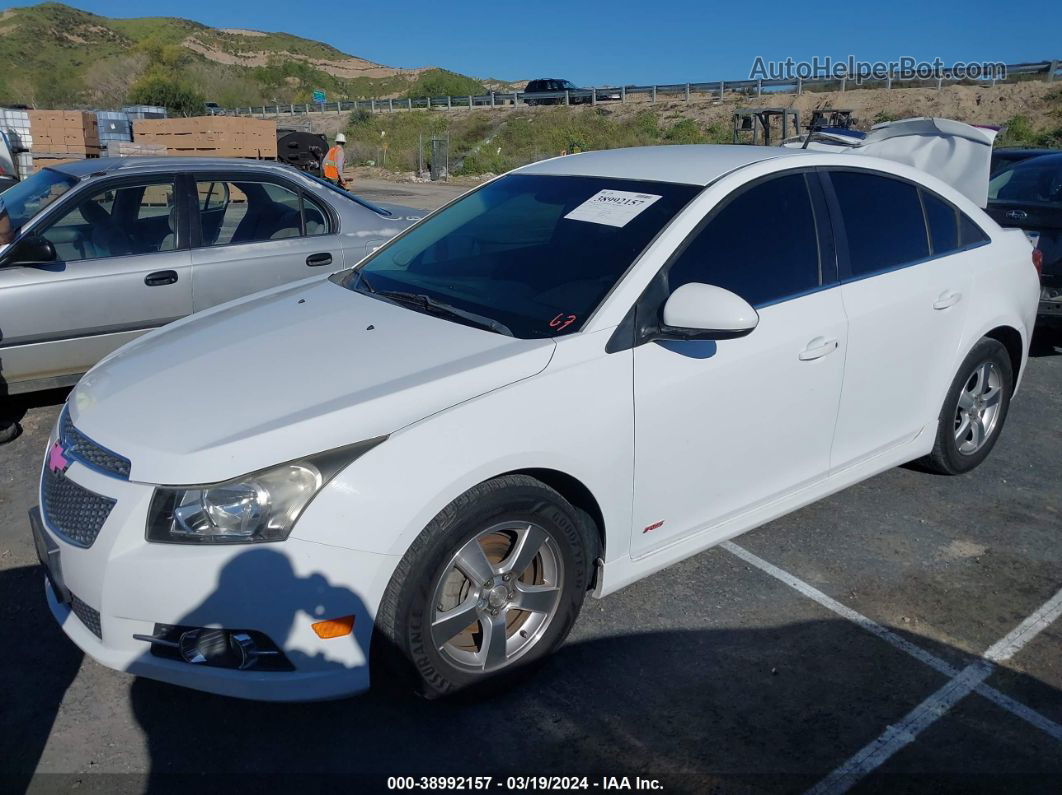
921 190 959 255
830 171 928 276
667 173 821 307
196 180 322 246
988 156 1062 207
349 174 700 338
959 213 990 247
41 181 176 261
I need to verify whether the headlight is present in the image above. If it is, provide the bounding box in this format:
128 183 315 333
146 437 385 544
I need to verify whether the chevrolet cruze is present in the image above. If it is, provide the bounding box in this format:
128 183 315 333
32 143 1040 700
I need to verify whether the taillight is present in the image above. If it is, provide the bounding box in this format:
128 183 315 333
1032 248 1043 278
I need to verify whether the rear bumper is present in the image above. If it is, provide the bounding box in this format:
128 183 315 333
1038 296 1062 327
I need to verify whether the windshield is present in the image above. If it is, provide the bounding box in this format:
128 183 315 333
306 174 391 216
0 168 78 243
343 173 700 338
988 157 1062 207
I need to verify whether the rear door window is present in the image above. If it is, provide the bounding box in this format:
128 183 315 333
194 179 326 246
921 189 959 256
959 213 990 247
829 171 930 277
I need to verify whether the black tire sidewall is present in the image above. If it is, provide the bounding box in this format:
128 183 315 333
393 480 589 697
935 339 1013 474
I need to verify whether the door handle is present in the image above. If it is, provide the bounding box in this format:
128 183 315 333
144 270 178 287
306 252 332 267
798 337 838 361
933 290 962 310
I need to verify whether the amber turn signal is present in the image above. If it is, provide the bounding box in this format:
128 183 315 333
312 615 355 639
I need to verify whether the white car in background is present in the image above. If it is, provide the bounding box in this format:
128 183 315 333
32 140 1039 701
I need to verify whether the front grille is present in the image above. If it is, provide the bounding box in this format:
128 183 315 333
59 408 131 480
41 465 115 548
70 593 102 639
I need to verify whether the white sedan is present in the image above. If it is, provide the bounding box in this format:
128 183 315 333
33 143 1039 701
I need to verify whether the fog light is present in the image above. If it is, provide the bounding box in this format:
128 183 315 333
142 624 295 671
178 628 259 670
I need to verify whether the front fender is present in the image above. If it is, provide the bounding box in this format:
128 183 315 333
291 328 634 565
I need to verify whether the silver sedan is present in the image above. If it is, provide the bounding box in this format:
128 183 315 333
0 157 423 395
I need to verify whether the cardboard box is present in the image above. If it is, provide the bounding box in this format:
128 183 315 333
105 140 168 157
29 110 101 155
133 116 277 158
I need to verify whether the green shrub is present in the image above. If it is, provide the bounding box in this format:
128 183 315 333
129 74 205 117
403 69 486 99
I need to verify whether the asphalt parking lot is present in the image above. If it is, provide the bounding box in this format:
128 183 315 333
1 181 1060 792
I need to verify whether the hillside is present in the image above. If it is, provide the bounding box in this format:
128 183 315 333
336 80 1062 177
0 2 496 109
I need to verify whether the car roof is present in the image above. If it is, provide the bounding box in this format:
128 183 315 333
515 144 809 186
993 148 1062 156
48 156 303 179
1000 151 1062 167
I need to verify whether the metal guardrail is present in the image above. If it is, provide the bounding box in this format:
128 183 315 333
214 59 1061 118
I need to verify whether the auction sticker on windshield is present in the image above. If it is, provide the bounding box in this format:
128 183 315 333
564 189 662 227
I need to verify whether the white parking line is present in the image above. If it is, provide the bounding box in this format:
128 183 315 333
721 541 959 678
807 586 1062 795
805 661 995 795
720 541 1062 792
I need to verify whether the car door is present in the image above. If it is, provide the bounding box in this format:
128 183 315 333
0 176 191 391
188 173 344 311
824 169 978 470
631 171 846 557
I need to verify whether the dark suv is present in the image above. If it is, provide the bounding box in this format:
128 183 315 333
523 79 589 105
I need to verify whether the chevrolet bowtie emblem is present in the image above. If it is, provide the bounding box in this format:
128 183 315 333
48 441 70 476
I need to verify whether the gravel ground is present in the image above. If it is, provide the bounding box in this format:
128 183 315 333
0 180 1059 792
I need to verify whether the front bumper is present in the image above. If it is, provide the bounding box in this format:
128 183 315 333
33 446 400 701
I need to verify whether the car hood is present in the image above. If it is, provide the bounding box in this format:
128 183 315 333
69 280 555 484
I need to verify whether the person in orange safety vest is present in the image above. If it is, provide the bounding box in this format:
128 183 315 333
322 133 347 188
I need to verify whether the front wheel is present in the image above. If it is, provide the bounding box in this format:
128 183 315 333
922 337 1013 475
374 475 593 698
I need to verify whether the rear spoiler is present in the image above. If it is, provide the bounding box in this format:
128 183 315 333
786 118 998 207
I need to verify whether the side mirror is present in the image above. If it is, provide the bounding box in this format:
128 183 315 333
658 283 759 341
4 234 57 266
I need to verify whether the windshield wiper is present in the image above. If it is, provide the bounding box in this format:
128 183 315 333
377 290 514 337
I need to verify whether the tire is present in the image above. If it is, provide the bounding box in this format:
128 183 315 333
922 337 1013 475
374 475 593 698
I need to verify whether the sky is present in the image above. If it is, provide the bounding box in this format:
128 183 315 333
6 0 1061 86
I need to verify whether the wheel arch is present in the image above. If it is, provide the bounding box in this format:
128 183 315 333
984 324 1024 384
501 467 606 567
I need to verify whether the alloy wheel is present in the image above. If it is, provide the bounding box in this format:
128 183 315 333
430 521 564 673
953 361 1003 455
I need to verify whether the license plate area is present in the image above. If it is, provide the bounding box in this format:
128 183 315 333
30 507 70 605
